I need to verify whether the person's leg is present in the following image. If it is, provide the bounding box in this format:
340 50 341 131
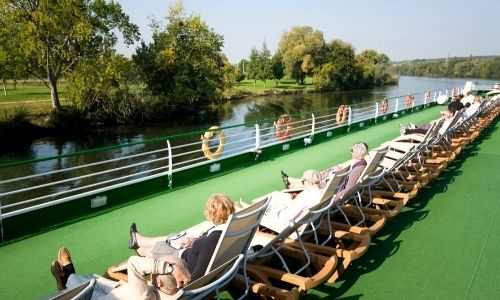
65 273 95 289
287 176 305 189
416 123 432 131
136 245 154 257
405 125 430 135
136 232 170 247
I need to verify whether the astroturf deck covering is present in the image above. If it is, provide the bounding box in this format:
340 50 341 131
0 106 498 299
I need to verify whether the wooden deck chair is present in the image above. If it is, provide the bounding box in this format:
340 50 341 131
329 147 389 236
389 122 447 178
452 101 488 144
426 112 464 161
39 279 96 300
346 146 408 218
205 197 270 274
367 143 422 205
381 140 434 185
242 169 353 299
105 198 270 283
177 255 244 300
291 168 372 284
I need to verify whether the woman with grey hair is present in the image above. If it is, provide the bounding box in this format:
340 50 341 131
282 142 369 196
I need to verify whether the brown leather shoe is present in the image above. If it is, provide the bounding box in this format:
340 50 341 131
50 261 65 291
58 247 72 267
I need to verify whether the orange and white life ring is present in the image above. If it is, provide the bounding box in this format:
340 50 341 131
275 114 292 140
405 95 413 108
201 126 225 160
336 105 349 125
424 91 431 103
380 98 389 114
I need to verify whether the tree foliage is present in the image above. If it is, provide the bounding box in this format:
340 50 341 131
246 47 260 86
134 1 226 110
67 51 143 123
0 0 139 109
394 56 500 79
246 42 274 87
356 49 393 87
315 40 358 90
278 26 325 84
271 51 285 86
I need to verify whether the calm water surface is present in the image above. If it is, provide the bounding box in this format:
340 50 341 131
1 76 497 164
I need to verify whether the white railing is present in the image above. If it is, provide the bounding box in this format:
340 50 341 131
0 88 451 219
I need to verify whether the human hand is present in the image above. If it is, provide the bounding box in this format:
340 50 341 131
113 279 126 288
180 236 196 248
171 262 191 288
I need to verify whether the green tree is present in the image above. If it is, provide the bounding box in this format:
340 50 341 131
246 47 260 86
278 26 325 84
134 1 225 109
234 64 246 83
0 11 27 95
67 51 142 123
271 51 284 87
256 41 273 87
356 49 394 87
326 39 358 89
0 0 139 109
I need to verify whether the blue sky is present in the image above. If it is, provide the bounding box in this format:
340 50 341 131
116 0 500 63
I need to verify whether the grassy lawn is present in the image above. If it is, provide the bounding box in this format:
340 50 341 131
0 83 71 119
234 77 317 91
0 83 67 103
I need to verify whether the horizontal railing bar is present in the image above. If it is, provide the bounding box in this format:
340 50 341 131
2 165 171 211
0 155 170 197
0 147 169 184
2 169 172 218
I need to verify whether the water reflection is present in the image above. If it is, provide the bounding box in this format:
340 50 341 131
0 76 497 164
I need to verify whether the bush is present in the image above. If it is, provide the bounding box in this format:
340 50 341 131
0 105 29 128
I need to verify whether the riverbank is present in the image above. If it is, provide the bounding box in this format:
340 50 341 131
0 78 392 140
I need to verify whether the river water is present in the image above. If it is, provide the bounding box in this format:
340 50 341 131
0 76 497 164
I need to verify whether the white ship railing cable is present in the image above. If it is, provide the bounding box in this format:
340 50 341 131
0 88 454 219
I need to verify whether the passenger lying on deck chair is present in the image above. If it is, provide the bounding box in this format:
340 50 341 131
269 169 322 220
50 247 190 299
399 108 454 136
281 142 368 197
462 96 482 118
129 194 235 281
239 170 322 231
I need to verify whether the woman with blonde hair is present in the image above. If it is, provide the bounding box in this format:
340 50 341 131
128 194 235 281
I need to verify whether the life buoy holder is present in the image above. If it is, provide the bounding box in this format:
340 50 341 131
275 114 292 140
336 105 349 125
405 95 414 108
424 91 431 103
201 126 225 160
380 98 389 114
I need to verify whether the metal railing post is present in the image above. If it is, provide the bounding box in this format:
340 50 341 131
311 113 316 137
254 124 261 159
0 201 4 243
347 106 352 126
167 140 173 189
395 98 399 113
375 102 379 119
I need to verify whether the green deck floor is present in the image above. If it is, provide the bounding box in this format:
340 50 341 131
0 106 498 299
